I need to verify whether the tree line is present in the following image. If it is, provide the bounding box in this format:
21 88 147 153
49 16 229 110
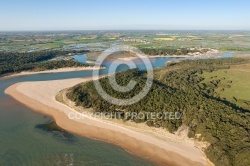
139 47 209 55
0 50 89 76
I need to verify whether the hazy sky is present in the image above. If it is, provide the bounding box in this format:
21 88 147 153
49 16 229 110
0 0 250 31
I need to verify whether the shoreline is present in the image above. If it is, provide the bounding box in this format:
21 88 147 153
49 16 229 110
1 66 104 80
117 53 224 61
118 55 192 61
59 87 214 166
148 55 192 58
5 77 208 166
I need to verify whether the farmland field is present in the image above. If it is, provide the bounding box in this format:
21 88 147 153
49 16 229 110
201 63 250 109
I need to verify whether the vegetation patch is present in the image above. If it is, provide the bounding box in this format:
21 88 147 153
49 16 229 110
201 67 250 110
0 50 89 76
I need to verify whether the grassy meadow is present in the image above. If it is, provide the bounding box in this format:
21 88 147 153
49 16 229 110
201 63 250 109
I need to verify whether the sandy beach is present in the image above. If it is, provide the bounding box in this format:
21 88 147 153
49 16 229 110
1 66 104 80
5 77 208 166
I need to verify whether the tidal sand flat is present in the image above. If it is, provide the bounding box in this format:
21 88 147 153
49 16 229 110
5 78 207 166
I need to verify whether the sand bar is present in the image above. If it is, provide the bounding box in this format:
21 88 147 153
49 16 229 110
1 66 104 80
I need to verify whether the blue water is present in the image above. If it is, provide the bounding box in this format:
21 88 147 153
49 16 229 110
221 52 234 58
72 54 87 64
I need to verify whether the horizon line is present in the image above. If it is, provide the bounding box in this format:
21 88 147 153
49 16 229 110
1 29 250 32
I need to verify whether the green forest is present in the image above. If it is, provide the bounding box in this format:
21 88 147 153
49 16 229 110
0 50 89 76
139 47 209 55
68 58 250 166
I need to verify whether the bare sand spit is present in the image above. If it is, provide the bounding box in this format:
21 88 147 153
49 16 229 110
2 66 103 80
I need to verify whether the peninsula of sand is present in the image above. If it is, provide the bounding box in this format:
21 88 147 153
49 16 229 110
5 74 211 166
1 66 104 80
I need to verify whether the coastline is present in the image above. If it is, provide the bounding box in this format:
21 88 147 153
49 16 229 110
148 55 192 58
117 52 222 61
1 66 104 80
118 55 192 61
5 77 208 166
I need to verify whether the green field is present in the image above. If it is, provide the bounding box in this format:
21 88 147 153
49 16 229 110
1 31 250 53
201 65 250 109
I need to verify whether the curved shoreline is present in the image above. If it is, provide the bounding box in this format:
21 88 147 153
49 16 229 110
1 66 104 80
5 78 207 166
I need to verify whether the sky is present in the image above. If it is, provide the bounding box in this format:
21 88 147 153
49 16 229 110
0 0 250 31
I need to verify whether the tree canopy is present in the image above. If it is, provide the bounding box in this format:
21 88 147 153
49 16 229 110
68 58 250 166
